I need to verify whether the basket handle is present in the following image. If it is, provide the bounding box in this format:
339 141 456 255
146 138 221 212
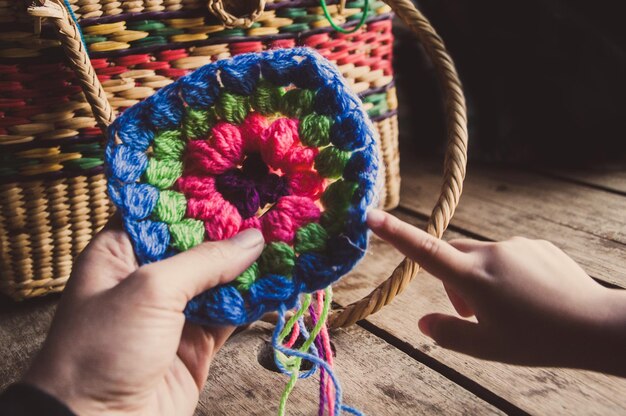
328 0 468 328
207 0 266 29
29 0 468 329
28 0 113 130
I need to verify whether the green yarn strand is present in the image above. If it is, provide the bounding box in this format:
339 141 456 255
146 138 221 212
251 80 284 115
295 223 328 253
315 146 350 178
276 294 312 416
235 262 260 291
320 0 370 34
153 130 185 161
280 89 315 118
299 113 332 147
184 107 216 139
321 179 358 211
259 242 296 276
320 208 348 236
277 288 332 416
153 190 187 224
215 92 249 124
144 159 183 190
169 219 205 251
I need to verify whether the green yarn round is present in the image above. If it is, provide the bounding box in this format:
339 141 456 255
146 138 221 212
153 130 185 161
320 208 347 236
184 107 216 140
154 190 186 224
251 80 284 115
235 262 259 291
299 113 332 147
280 89 315 118
169 218 205 251
258 242 296 277
144 158 183 190
215 92 249 124
315 146 350 178
295 223 328 253
321 180 358 211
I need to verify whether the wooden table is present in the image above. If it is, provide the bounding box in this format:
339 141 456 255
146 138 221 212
1 161 625 415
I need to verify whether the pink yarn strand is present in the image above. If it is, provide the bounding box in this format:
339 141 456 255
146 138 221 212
284 318 301 349
318 290 335 416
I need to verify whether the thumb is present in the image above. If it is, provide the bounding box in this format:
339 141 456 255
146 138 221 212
419 313 491 358
119 229 264 307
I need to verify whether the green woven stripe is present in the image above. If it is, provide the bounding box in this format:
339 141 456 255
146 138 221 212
127 20 166 31
279 23 311 33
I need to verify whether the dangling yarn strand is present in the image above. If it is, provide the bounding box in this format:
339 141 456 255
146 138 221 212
320 0 370 34
309 289 336 416
273 288 364 416
276 293 321 416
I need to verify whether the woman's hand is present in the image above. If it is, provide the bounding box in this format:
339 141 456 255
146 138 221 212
24 217 264 415
367 210 626 376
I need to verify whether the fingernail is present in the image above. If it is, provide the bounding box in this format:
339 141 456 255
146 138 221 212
231 229 264 249
418 316 433 337
367 209 386 228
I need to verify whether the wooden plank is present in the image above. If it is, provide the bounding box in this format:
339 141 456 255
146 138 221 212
199 322 502 415
544 165 626 195
333 226 626 415
0 297 501 415
399 162 626 287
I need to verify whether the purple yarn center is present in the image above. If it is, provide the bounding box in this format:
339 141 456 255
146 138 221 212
215 153 289 218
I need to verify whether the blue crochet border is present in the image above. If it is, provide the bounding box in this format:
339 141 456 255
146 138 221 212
105 48 380 326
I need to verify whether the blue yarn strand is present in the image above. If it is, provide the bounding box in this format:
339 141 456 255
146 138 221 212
272 304 364 416
62 0 88 53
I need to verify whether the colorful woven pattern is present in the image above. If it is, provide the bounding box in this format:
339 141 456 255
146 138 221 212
0 9 395 181
107 48 379 325
0 0 400 302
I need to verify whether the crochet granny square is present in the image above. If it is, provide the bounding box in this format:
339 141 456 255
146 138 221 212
106 48 380 326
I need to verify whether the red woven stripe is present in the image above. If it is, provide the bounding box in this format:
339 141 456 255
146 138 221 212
115 54 152 66
98 65 129 76
157 49 188 61
137 61 171 70
0 117 30 128
90 58 110 69
157 68 188 78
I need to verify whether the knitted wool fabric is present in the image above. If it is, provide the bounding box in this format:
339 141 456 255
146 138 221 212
106 48 380 326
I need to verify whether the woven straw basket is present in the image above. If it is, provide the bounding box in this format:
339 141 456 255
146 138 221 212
1 0 467 329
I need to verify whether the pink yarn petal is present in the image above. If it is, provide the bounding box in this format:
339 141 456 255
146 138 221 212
261 118 298 169
185 140 234 175
241 216 262 231
282 145 318 172
176 175 216 199
211 121 244 165
287 170 326 199
241 112 270 153
277 195 321 227
262 195 321 243
262 209 296 243
204 205 242 240
187 193 242 241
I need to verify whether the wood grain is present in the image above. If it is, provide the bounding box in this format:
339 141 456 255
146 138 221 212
0 296 500 415
199 323 502 415
399 162 626 287
333 228 626 415
544 165 626 195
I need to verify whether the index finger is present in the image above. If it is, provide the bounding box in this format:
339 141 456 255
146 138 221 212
367 210 474 286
